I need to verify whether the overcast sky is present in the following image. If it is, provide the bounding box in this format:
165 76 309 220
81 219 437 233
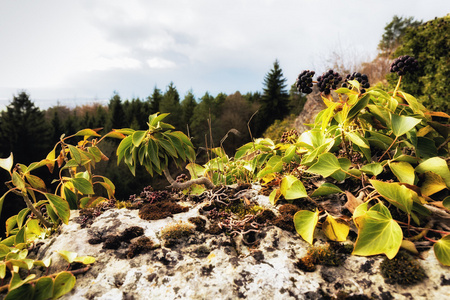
0 1 448 109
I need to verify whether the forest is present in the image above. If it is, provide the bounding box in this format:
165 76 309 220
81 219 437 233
0 14 448 233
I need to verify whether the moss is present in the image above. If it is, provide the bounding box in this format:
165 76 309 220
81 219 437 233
103 235 122 250
272 214 296 232
188 216 207 232
121 226 144 242
160 222 195 247
255 209 276 224
278 204 301 216
138 201 189 220
296 244 342 272
127 236 158 258
380 251 427 285
195 245 211 258
115 201 132 209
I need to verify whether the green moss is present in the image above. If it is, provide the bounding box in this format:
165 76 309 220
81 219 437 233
380 251 427 285
160 222 195 240
296 244 343 272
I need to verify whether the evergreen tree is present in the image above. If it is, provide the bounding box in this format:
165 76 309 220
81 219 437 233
159 82 182 129
378 16 421 57
93 105 108 129
50 110 64 143
0 91 51 164
181 90 197 132
255 60 290 137
106 93 126 131
148 86 163 114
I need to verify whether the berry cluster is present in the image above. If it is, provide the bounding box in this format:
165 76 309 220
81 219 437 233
296 70 315 94
390 55 419 76
342 72 370 93
280 129 299 144
317 70 342 95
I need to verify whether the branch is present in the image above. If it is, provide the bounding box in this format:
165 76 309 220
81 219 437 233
163 167 215 190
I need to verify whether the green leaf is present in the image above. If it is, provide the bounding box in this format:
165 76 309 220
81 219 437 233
347 132 369 148
12 172 26 192
56 250 78 264
74 128 101 138
280 175 307 200
132 130 147 147
73 256 96 265
269 189 282 205
398 91 426 115
416 136 438 159
52 271 76 299
390 114 421 137
416 157 450 188
63 187 78 210
17 208 30 229
70 178 94 195
322 215 349 242
186 163 206 179
360 163 384 176
33 257 52 268
116 135 133 163
15 227 26 245
443 196 450 210
25 174 46 190
87 147 103 162
45 193 70 225
0 153 14 173
165 132 186 161
293 209 319 245
307 153 341 178
148 112 170 127
34 276 54 300
433 234 450 266
282 145 297 164
352 203 403 259
348 94 370 119
389 162 415 185
0 262 6 279
26 219 45 238
311 183 343 197
67 145 82 165
370 179 413 214
9 259 34 270
4 283 34 300
9 272 36 291
157 135 178 158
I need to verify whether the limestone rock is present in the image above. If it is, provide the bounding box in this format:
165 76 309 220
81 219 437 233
29 194 450 300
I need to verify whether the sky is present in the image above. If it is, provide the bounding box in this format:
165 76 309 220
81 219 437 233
0 0 448 109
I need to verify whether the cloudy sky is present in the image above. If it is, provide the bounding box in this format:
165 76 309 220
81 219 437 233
0 1 448 109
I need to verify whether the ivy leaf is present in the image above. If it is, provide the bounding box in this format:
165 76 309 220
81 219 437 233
390 114 422 137
34 276 54 300
45 193 70 224
12 172 26 192
433 234 450 266
360 163 383 176
52 271 76 299
421 172 447 197
416 157 450 188
4 283 34 300
282 145 297 163
347 132 369 148
0 153 14 173
9 272 36 291
280 175 307 200
73 256 96 265
352 203 403 259
389 162 415 185
311 183 343 197
307 153 341 178
322 215 349 242
293 209 319 245
56 250 78 264
443 196 450 210
370 179 413 214
269 189 282 205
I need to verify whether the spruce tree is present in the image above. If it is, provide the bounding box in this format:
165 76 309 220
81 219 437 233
0 91 51 164
159 82 182 129
106 93 126 131
181 90 197 132
255 60 290 136
148 86 163 114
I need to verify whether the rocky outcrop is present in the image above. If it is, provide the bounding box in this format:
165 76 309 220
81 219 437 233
28 190 449 300
293 89 326 134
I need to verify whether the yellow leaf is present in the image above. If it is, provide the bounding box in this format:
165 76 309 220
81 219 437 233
322 215 350 242
421 171 447 196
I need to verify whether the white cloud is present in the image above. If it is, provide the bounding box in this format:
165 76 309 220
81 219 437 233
146 57 177 69
84 57 142 72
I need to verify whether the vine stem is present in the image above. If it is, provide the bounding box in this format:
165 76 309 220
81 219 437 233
378 136 398 162
9 187 54 228
163 167 215 190
392 76 402 98
396 220 450 235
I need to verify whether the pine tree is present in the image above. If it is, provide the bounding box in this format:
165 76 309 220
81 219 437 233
159 82 182 129
0 91 51 164
106 93 126 131
181 90 197 132
148 86 163 114
255 60 290 136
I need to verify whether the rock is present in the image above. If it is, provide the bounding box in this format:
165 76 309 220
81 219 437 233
293 89 326 134
29 193 450 300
